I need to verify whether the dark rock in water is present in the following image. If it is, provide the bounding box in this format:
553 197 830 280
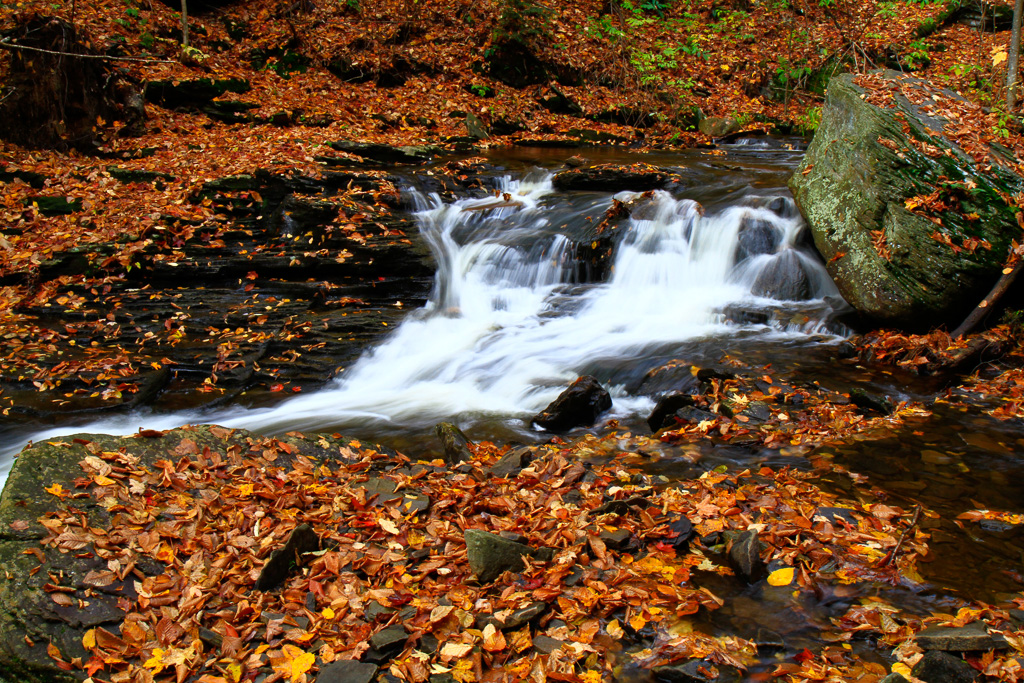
674 405 719 426
813 507 858 526
727 529 763 581
255 523 320 591
790 70 1024 328
477 601 547 631
698 116 741 138
648 393 697 432
532 375 612 432
764 195 798 219
848 387 895 415
652 658 743 683
912 650 977 683
316 660 379 683
878 674 909 683
552 164 672 192
751 250 811 301
736 216 781 261
741 401 772 423
465 529 548 583
486 446 532 478
435 422 473 465
329 140 438 165
916 621 1008 651
666 514 695 552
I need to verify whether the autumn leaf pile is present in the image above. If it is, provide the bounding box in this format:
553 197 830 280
17 423 940 683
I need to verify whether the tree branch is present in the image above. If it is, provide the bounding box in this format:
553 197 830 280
0 39 177 64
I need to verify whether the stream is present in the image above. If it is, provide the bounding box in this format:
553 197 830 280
5 138 1024 669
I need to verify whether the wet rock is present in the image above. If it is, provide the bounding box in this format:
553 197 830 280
740 401 772 423
647 393 697 432
552 164 671 192
435 422 473 465
486 446 532 478
754 628 786 652
531 375 612 432
465 529 547 583
727 529 764 581
539 84 583 115
751 250 811 301
735 216 781 260
666 515 695 552
652 658 742 683
364 601 395 622
477 601 547 630
329 140 438 165
911 650 977 683
698 116 741 138
848 387 895 415
202 100 259 124
107 167 176 184
316 660 379 683
254 524 320 591
915 621 1008 651
813 507 858 526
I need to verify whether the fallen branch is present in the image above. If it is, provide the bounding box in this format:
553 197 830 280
879 504 922 568
0 39 177 64
952 259 1024 338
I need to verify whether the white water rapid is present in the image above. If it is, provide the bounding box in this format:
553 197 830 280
0 170 844 482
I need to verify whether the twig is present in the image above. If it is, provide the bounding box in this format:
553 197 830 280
0 39 177 64
879 504 922 568
952 257 1024 338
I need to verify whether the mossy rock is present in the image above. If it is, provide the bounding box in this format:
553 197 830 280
790 70 1024 328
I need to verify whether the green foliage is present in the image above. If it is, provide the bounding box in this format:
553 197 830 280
797 106 822 134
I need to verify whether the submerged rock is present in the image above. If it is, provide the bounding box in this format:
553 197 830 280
751 250 812 301
915 621 1008 651
790 70 1024 328
727 529 764 581
531 375 612 432
552 164 672 192
911 650 977 683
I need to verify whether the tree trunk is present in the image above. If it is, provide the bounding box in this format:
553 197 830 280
1007 0 1023 109
180 0 190 48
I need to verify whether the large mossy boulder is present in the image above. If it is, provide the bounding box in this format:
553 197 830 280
789 70 1024 328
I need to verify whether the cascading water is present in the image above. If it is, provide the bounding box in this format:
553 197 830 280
0 169 844 481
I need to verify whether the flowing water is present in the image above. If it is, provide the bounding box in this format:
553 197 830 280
0 140 847 474
7 141 1024 664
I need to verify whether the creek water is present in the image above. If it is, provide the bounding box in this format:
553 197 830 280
5 139 1024 665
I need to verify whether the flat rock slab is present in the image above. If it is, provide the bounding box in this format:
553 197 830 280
916 621 1008 651
254 524 321 591
912 650 977 683
465 529 547 583
477 601 547 631
315 660 379 683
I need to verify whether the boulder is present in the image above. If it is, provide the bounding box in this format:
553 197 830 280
531 375 612 432
434 422 473 465
789 70 1024 328
751 250 812 301
911 650 977 683
735 216 781 260
915 621 1008 651
329 140 438 165
699 116 741 138
464 529 550 583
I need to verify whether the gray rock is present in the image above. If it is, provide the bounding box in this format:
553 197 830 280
316 660 378 683
698 116 741 138
369 625 408 652
653 658 742 683
849 387 895 415
813 507 858 526
598 528 633 550
477 601 547 631
486 447 532 478
466 112 490 140
789 70 1024 328
916 621 1008 651
435 422 473 465
879 674 909 683
912 650 977 683
465 529 548 583
751 250 811 301
532 635 564 654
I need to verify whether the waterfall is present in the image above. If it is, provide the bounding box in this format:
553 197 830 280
0 170 845 480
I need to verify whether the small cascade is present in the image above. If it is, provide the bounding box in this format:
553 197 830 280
2 170 847 473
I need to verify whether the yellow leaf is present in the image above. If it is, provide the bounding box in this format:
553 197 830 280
441 641 473 660
994 49 1009 67
580 672 603 683
767 567 795 587
144 647 167 673
273 644 315 682
227 662 243 683
93 475 117 486
321 607 335 620
628 613 647 631
45 483 68 498
892 663 913 678
82 629 97 649
606 619 625 639
451 658 477 683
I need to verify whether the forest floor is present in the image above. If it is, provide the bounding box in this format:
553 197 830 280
3 0 1024 681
